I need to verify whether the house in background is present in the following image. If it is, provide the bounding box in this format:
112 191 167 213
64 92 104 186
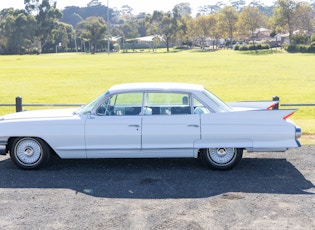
246 27 272 43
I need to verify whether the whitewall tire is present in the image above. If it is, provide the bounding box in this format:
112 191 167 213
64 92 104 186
200 148 243 170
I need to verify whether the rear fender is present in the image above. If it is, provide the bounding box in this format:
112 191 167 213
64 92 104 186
201 109 298 124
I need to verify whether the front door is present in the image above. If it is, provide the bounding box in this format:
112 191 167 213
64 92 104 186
85 92 143 158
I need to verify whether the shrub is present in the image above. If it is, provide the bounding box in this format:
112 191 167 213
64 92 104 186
286 43 315 53
292 34 307 45
308 43 315 53
173 46 190 50
262 44 270 49
239 45 248 51
235 43 270 51
286 44 299 53
299 45 308 53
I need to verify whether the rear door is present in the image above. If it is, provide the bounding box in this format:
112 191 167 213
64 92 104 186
141 92 200 157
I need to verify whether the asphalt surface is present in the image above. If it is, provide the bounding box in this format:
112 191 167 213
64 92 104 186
0 146 314 229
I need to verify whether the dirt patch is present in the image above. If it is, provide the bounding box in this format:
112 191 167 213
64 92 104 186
300 134 315 145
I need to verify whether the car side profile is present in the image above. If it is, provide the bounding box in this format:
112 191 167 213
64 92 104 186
0 83 302 170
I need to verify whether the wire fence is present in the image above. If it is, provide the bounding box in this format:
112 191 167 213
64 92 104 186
0 97 83 112
0 96 314 113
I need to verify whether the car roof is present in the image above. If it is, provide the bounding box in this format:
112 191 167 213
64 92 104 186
108 82 205 94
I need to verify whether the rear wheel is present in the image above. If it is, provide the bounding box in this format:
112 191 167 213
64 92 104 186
10 137 50 169
200 148 243 170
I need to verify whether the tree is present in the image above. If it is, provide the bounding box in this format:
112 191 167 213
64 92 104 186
174 2 192 18
188 16 207 48
24 0 40 14
24 0 62 52
116 5 135 22
121 5 133 15
187 15 212 48
119 21 140 39
295 2 314 44
273 0 298 44
238 6 266 43
136 16 150 37
218 6 238 47
248 0 275 16
0 9 36 54
76 16 107 54
44 22 74 52
187 14 220 49
229 0 246 11
208 13 222 49
61 5 112 27
151 9 182 52
172 4 191 47
61 11 83 28
198 2 225 15
175 16 190 47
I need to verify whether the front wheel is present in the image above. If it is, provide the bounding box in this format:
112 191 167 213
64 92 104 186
200 148 243 170
10 137 50 169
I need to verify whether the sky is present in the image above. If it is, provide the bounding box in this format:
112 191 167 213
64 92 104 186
0 0 280 15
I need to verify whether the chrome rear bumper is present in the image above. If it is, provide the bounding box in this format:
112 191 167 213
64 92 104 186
296 127 302 139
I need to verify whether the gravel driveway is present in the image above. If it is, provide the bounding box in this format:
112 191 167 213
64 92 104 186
0 146 314 229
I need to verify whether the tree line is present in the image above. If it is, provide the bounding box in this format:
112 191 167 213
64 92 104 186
0 0 314 54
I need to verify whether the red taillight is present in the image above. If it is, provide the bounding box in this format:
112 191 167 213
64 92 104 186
283 111 295 120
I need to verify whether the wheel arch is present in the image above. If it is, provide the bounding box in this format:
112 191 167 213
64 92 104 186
197 147 245 158
193 138 253 158
7 136 57 156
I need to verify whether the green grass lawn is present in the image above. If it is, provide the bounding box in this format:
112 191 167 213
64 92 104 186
0 49 314 143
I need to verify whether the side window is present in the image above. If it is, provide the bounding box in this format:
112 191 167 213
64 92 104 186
193 97 210 114
96 93 142 116
145 93 191 115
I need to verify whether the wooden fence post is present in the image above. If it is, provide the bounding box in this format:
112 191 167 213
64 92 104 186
273 96 279 110
16 96 22 112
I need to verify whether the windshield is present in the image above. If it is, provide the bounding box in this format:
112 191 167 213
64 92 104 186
80 92 107 114
203 89 232 112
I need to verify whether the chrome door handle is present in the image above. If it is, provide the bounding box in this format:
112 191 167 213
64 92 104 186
188 124 199 127
129 124 140 127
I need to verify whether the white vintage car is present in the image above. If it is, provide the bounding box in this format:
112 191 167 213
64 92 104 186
0 83 301 170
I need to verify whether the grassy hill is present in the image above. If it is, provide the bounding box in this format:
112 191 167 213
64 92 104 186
0 49 314 143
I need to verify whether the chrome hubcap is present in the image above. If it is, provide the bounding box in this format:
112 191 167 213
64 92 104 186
217 148 227 156
208 148 235 165
24 147 34 156
15 139 42 165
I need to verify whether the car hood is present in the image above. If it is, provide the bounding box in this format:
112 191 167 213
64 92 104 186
0 108 78 121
